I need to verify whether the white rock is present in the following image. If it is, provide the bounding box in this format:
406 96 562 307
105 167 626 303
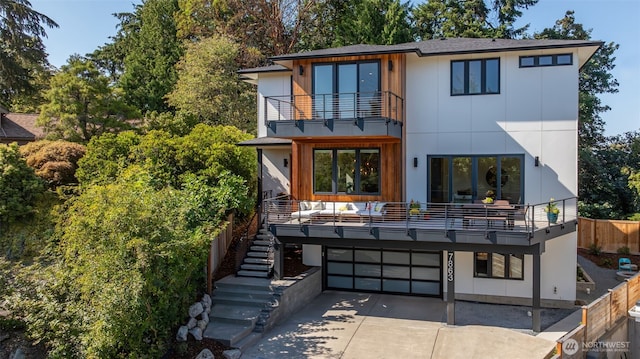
196 348 215 359
176 326 188 342
197 319 207 330
223 349 242 359
187 317 197 329
202 294 212 308
189 327 203 341
189 302 204 318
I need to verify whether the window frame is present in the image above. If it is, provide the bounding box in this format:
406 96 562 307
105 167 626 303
519 53 573 68
450 58 501 96
313 147 381 195
474 252 524 280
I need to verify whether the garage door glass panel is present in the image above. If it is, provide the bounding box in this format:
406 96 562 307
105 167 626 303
355 264 381 277
383 279 410 293
412 252 440 266
412 281 440 295
327 276 352 289
355 278 381 291
327 248 352 261
412 267 440 281
355 250 380 263
383 251 410 265
383 265 410 279
327 262 353 275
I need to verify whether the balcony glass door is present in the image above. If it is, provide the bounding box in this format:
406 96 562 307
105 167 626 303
313 61 380 120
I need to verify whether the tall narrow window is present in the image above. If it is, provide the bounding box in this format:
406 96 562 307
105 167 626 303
359 149 380 194
314 150 333 193
451 58 500 95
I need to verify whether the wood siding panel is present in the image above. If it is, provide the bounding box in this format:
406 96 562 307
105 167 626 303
290 138 402 202
291 55 406 122
609 284 628 324
585 293 610 342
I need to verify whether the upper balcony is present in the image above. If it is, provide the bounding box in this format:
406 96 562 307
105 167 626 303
264 91 404 139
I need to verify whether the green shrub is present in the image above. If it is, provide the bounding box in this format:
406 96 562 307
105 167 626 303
0 143 44 224
629 213 640 221
600 258 614 268
617 246 631 255
588 243 602 256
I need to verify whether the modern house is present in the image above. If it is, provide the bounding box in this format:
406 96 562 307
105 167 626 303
238 38 601 331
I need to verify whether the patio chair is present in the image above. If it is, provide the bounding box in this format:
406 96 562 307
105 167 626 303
619 257 634 272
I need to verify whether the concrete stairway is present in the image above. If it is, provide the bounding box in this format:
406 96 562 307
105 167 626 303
237 227 274 278
203 275 281 350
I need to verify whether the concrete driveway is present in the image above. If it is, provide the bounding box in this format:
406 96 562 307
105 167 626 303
240 291 559 359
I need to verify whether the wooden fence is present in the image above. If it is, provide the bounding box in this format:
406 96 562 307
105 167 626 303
578 217 640 253
555 273 640 358
207 213 234 293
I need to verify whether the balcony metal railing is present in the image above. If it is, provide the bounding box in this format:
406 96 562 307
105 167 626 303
263 91 404 125
262 197 578 237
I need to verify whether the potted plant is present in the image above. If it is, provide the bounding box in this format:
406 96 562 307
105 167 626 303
482 190 495 204
409 200 421 216
544 198 560 223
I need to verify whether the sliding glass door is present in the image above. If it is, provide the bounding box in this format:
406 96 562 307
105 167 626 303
428 155 523 204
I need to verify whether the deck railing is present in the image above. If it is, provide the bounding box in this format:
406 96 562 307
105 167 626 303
264 91 404 125
263 197 578 236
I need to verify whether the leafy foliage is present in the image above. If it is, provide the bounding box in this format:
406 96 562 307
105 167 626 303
38 57 140 142
0 143 44 225
20 140 86 187
166 35 258 134
0 0 58 108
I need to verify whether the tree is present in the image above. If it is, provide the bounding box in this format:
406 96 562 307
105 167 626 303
166 35 259 134
412 0 537 40
348 0 413 45
20 140 86 187
119 0 182 113
38 57 140 142
0 0 57 108
0 143 43 225
535 11 621 218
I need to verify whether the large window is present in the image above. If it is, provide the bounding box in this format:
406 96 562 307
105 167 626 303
314 148 380 194
474 253 523 280
428 155 523 204
313 61 380 119
451 58 500 95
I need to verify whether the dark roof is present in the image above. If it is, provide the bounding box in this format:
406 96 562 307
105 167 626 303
237 64 290 74
237 137 292 147
270 38 603 61
0 113 44 143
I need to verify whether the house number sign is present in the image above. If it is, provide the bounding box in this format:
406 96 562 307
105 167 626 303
447 252 454 282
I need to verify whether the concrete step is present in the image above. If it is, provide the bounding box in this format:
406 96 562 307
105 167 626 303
251 240 271 246
247 251 270 258
213 287 274 301
209 304 262 325
250 245 270 252
240 263 272 271
232 332 262 351
255 233 272 240
212 294 273 307
237 270 270 278
203 320 253 347
215 275 272 291
244 257 273 265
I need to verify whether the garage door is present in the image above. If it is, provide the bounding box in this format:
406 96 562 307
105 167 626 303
324 247 442 297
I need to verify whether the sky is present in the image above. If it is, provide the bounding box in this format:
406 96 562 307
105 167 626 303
30 0 640 137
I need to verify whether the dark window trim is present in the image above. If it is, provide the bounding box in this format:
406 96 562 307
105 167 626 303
313 147 381 195
473 252 524 280
519 53 573 68
311 60 382 95
450 58 500 96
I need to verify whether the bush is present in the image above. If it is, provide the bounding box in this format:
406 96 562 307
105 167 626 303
600 258 614 268
617 246 631 255
0 143 44 224
588 243 602 256
20 140 86 187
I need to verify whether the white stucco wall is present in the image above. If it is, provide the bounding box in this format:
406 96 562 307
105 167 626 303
303 244 322 266
445 233 577 302
262 148 291 196
256 74 291 138
404 50 579 205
